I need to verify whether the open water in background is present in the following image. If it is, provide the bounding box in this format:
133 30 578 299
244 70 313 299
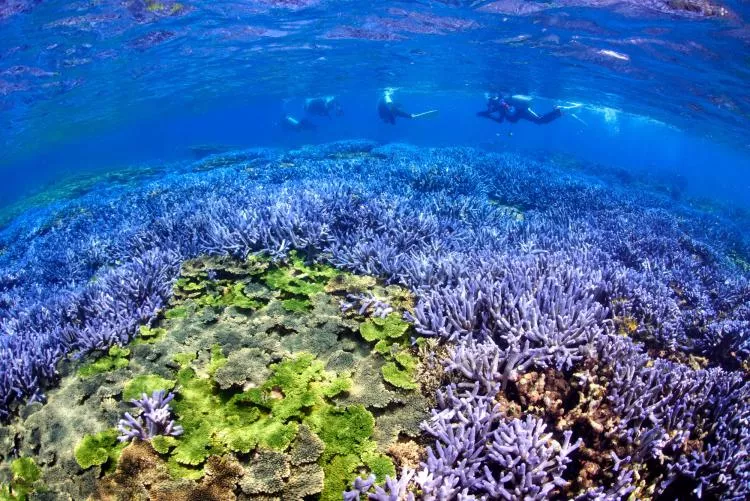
0 1 748 207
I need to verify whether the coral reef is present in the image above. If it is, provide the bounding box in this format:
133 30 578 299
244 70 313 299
0 252 430 499
0 141 749 498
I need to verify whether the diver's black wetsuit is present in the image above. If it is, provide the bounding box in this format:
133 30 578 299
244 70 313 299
305 96 343 117
478 96 562 125
378 94 412 124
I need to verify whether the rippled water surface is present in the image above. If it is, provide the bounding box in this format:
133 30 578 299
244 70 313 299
2 1 749 161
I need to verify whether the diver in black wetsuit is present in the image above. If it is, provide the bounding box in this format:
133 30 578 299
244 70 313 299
304 96 343 117
281 114 316 132
477 94 562 125
377 89 438 125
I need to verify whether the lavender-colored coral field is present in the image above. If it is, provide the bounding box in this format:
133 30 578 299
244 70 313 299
1 141 748 499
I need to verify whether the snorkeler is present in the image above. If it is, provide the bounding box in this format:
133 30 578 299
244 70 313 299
377 89 438 125
304 96 343 117
477 94 563 125
281 114 316 132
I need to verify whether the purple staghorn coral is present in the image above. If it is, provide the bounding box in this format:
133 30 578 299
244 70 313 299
343 469 416 501
117 390 183 442
410 253 612 375
446 337 535 391
419 382 582 499
606 355 750 497
341 293 394 318
1 142 749 496
483 415 582 499
347 381 582 500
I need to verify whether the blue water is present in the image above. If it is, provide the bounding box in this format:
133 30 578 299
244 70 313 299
1 1 749 206
2 2 750 500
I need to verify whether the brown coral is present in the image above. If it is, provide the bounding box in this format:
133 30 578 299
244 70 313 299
94 441 170 500
387 439 424 470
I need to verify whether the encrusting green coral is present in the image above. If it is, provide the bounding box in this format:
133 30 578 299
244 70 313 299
282 297 312 312
132 325 166 345
165 305 188 319
119 348 391 500
150 435 179 455
358 313 420 390
206 344 227 377
307 403 395 500
381 361 418 390
77 345 130 377
360 313 409 343
263 252 337 295
122 374 176 401
74 429 124 470
167 255 273 319
172 351 197 368
0 457 42 501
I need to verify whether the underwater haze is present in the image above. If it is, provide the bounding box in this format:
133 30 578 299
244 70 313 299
1 1 749 205
1 1 750 501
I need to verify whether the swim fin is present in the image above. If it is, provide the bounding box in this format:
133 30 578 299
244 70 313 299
558 103 583 110
569 113 588 126
410 110 439 119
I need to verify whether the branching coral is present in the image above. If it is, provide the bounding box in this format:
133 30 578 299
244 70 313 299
1 142 750 498
117 390 183 442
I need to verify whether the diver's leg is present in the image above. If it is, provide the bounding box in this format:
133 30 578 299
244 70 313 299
394 108 413 119
523 108 562 124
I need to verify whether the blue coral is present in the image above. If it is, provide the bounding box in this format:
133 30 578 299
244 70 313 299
1 141 749 496
117 390 183 442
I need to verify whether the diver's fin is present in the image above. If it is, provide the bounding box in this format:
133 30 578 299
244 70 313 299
410 110 439 119
569 113 588 126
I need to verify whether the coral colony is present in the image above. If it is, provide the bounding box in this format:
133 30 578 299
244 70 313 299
117 390 183 442
0 141 749 499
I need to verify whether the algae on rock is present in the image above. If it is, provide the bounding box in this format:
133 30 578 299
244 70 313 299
0 254 432 500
